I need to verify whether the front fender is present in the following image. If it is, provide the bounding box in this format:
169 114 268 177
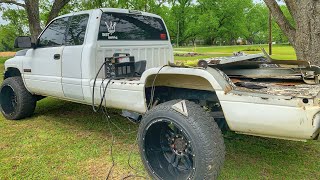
4 56 24 73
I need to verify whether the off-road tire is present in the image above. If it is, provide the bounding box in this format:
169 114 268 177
0 77 36 120
138 100 225 180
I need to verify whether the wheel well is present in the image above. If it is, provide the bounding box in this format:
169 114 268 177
4 68 21 80
145 85 229 132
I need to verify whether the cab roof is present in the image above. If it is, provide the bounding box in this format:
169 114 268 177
56 8 162 20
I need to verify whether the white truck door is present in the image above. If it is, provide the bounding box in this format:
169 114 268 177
61 14 89 100
24 17 69 98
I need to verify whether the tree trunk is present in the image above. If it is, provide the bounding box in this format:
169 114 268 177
293 1 320 65
0 0 70 43
264 0 320 65
25 0 42 42
46 0 71 25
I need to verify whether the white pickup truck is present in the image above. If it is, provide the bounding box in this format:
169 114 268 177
1 8 320 180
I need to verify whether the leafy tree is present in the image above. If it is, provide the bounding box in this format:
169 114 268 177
243 3 268 44
168 0 193 45
183 6 202 45
0 8 28 51
0 0 301 51
197 0 251 45
0 0 72 41
1 8 28 34
0 24 19 51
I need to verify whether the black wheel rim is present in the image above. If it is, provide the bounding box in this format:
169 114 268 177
0 85 17 115
143 119 195 180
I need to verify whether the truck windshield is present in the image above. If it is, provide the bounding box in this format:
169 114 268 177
98 12 168 41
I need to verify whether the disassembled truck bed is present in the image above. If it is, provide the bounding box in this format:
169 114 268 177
197 49 320 98
189 50 319 143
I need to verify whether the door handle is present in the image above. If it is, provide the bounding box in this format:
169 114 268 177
54 54 61 60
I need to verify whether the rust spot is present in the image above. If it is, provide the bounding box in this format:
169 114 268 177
230 78 242 83
224 85 233 94
208 60 221 64
274 81 304 86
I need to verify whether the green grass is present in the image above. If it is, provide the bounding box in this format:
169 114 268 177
0 46 319 179
0 57 7 81
174 44 297 66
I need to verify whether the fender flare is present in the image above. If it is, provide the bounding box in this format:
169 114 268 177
140 66 234 93
4 67 22 79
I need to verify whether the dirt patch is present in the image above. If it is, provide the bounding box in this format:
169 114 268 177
205 52 232 55
0 52 16 57
174 52 203 57
82 158 146 179
0 144 9 150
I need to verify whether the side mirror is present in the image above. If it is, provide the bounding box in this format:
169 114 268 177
14 36 33 48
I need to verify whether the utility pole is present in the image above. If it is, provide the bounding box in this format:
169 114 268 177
177 21 180 48
269 10 272 55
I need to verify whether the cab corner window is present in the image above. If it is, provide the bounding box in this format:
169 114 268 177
66 14 89 46
38 17 69 48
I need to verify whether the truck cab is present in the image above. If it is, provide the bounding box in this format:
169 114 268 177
6 8 172 104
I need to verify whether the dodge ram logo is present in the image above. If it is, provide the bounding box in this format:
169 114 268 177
105 21 116 35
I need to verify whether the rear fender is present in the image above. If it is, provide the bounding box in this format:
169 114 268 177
140 66 233 93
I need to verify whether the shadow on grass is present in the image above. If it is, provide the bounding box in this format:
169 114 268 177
33 98 138 140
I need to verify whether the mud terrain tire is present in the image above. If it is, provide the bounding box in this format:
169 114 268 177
0 77 36 120
138 100 225 180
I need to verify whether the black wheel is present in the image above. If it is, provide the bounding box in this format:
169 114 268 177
138 100 225 180
0 77 36 120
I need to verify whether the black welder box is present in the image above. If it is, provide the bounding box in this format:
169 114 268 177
105 53 135 78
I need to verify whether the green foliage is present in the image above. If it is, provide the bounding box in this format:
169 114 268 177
197 0 252 45
271 5 294 44
244 3 269 44
0 8 29 51
0 0 292 50
2 8 28 34
0 25 19 51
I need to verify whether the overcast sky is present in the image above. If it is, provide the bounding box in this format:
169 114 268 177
0 4 12 25
0 11 6 25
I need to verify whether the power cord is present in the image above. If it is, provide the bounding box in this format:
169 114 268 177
147 65 167 110
92 61 167 179
104 113 115 179
92 61 111 113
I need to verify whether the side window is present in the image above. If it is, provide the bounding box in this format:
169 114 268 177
38 17 69 47
66 14 89 46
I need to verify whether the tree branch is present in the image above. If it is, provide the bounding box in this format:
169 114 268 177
46 0 70 25
263 0 296 44
0 0 25 8
284 0 298 20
